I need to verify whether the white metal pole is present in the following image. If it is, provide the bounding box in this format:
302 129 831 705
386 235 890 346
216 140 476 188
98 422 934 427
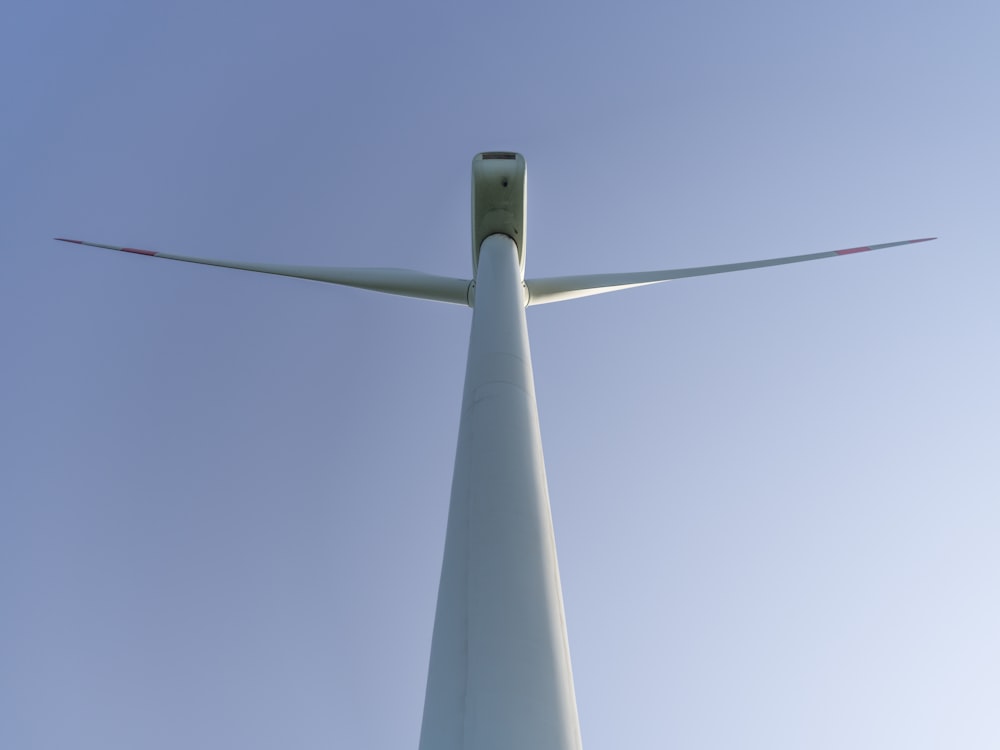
418 233 582 750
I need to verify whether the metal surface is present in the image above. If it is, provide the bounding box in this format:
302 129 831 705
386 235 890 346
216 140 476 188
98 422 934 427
471 152 527 274
419 234 581 750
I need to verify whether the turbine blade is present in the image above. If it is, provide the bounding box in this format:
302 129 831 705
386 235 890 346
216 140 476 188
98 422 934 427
54 238 472 305
525 237 936 306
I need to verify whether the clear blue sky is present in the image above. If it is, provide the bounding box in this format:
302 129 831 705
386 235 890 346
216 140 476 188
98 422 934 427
3 1 998 748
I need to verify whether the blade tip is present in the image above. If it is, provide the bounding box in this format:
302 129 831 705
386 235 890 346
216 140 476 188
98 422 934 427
54 237 83 244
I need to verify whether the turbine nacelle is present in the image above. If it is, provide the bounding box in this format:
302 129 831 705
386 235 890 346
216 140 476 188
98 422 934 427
472 152 527 277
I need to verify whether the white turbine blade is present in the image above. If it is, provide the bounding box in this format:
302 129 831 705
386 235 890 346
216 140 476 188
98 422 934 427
54 238 473 305
524 237 937 306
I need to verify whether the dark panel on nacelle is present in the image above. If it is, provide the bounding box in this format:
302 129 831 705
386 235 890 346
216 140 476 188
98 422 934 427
472 152 527 276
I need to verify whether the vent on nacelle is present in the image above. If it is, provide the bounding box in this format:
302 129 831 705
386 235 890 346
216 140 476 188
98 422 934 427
481 152 517 160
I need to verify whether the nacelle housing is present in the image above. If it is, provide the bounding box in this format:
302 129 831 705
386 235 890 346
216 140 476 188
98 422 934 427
471 152 527 276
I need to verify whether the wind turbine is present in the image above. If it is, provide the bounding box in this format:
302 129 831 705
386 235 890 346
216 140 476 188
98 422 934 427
57 152 935 750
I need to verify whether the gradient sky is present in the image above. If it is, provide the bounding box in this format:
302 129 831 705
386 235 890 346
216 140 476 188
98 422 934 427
3 1 998 748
